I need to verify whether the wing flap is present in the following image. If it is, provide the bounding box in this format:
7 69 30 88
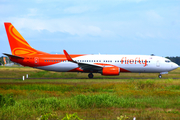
78 63 102 71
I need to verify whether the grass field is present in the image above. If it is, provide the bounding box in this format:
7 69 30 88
0 66 180 119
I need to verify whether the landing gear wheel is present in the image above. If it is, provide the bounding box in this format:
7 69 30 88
88 73 94 79
158 74 162 78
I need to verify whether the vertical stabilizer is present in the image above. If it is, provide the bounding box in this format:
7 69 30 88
4 22 48 56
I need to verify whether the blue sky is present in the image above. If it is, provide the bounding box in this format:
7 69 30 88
0 0 180 57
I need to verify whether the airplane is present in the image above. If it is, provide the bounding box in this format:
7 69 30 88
3 22 179 78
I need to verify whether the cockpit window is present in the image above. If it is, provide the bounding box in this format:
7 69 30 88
165 60 171 63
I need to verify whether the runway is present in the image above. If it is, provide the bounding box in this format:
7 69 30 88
0 77 180 79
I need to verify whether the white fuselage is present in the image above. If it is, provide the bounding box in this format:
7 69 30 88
37 54 179 73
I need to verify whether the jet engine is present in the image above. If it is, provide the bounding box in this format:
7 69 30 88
102 67 120 76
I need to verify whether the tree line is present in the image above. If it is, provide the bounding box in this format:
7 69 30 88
0 56 15 65
166 56 180 66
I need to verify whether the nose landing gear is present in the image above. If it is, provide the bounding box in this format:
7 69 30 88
158 74 162 78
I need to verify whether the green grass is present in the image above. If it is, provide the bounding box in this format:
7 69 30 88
0 67 180 119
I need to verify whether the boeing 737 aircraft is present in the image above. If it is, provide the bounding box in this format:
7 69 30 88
3 22 179 78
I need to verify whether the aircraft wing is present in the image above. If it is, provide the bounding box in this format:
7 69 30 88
3 53 24 59
78 62 102 71
63 50 102 71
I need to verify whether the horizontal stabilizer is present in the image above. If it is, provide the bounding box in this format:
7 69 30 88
3 53 24 59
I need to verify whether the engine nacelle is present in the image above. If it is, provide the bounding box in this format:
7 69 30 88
102 67 120 76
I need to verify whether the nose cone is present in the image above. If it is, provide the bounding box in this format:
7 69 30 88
171 62 179 70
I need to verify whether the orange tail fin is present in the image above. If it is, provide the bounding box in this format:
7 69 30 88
4 22 48 56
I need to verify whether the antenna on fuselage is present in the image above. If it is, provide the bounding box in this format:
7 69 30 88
151 54 155 56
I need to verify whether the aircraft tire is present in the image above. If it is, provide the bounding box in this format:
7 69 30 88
88 73 94 79
158 74 162 78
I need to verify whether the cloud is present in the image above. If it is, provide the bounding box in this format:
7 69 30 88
1 0 180 42
9 17 113 38
146 10 163 21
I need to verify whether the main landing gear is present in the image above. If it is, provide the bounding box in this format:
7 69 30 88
158 74 162 78
88 73 94 79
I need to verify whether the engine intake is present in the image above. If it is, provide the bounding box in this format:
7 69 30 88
102 67 120 76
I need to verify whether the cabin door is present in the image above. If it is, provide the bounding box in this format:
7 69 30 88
156 60 160 67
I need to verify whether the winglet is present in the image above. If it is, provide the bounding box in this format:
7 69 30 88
63 50 77 63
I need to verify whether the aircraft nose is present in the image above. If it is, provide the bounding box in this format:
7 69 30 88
171 62 179 70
